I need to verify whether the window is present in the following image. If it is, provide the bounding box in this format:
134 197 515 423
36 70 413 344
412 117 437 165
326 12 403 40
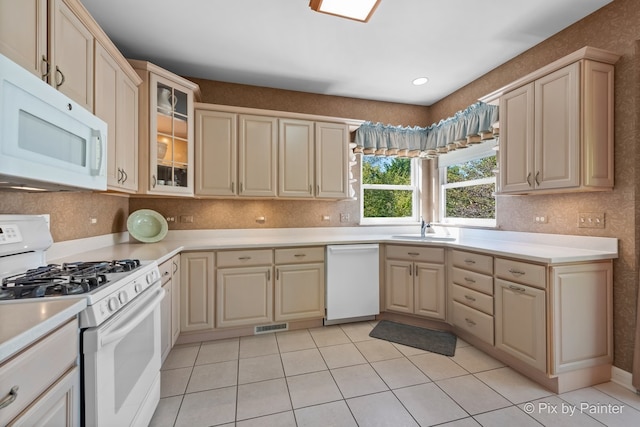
439 146 496 227
361 156 420 224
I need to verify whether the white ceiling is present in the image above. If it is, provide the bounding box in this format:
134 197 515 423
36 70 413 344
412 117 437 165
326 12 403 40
80 0 612 106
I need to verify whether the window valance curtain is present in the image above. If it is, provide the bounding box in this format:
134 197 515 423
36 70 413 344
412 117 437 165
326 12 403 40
354 102 499 158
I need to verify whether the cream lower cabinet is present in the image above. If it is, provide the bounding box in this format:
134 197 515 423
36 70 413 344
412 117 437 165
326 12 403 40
0 319 79 427
449 250 494 345
385 245 445 320
274 247 325 321
181 252 215 332
216 249 273 328
159 255 181 362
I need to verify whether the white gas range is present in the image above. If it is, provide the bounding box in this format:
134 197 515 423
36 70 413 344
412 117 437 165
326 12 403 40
0 214 164 426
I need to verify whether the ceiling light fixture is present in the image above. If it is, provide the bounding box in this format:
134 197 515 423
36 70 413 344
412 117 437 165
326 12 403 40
412 77 429 86
309 0 381 23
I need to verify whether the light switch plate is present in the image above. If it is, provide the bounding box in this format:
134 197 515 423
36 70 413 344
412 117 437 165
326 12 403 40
578 212 605 228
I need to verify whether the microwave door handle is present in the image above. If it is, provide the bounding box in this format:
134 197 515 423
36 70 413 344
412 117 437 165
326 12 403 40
90 129 104 176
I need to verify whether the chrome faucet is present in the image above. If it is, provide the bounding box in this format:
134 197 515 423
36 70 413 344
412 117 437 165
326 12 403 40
420 217 435 237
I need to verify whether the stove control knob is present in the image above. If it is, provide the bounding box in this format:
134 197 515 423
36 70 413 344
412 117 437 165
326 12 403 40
118 291 128 304
135 282 143 293
108 297 119 312
146 271 155 284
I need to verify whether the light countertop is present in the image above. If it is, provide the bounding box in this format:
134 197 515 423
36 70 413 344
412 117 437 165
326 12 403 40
0 298 86 362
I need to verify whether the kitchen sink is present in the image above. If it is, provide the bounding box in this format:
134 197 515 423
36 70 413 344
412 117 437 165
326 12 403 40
391 234 457 242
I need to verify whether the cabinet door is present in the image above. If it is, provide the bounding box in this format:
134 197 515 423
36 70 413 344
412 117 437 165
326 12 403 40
8 366 80 427
495 278 546 372
117 72 139 192
171 256 181 346
239 115 277 197
0 0 47 78
150 74 194 195
279 119 314 198
94 42 119 188
499 83 535 193
534 62 580 190
160 281 172 363
414 262 446 320
181 252 215 332
385 260 413 313
195 110 238 196
275 263 325 321
550 263 612 374
50 0 93 111
316 122 349 199
217 266 273 328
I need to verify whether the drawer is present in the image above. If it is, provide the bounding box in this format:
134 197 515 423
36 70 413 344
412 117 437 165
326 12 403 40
158 258 173 284
275 247 324 264
452 301 494 345
0 319 78 426
450 250 493 275
386 245 444 263
495 258 546 289
452 284 494 315
451 267 493 295
217 249 273 267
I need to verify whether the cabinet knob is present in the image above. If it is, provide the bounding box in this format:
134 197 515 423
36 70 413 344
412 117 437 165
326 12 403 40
526 172 533 187
535 171 541 186
55 66 65 88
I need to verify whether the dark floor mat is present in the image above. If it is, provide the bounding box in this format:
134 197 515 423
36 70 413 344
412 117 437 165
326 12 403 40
369 320 457 357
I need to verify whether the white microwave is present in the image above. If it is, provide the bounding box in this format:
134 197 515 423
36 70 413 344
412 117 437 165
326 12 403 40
0 53 107 191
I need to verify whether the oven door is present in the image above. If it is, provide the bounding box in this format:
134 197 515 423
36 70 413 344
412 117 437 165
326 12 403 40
82 282 165 427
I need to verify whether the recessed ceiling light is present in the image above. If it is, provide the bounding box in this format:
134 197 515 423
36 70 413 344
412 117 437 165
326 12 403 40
309 0 381 23
412 77 429 86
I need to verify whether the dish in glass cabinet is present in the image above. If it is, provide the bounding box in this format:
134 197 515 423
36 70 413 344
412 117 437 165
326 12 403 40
127 209 168 243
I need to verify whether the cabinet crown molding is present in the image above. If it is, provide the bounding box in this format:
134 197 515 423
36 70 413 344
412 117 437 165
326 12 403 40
480 46 620 104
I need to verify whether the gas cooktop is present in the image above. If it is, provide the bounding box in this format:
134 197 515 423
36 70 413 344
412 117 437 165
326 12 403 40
0 259 141 300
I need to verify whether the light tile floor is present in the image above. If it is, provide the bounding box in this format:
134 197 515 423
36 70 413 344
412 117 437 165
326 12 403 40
150 321 640 426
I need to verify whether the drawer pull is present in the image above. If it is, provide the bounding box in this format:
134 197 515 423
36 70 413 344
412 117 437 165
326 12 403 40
508 268 525 276
173 261 178 274
465 318 476 326
508 285 526 292
238 256 252 260
0 386 19 409
464 277 476 283
407 252 420 256
464 259 476 265
464 295 476 302
294 254 306 257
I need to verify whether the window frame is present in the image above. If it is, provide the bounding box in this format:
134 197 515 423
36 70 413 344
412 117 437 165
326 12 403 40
359 156 422 225
437 143 497 228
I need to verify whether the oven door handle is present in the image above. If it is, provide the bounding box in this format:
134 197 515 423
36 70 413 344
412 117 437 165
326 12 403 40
99 287 165 348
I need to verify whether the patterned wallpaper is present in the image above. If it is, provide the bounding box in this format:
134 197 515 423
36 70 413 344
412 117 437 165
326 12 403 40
1 0 638 373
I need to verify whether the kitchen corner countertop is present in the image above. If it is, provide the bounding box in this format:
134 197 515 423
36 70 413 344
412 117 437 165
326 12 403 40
47 227 619 266
0 298 86 362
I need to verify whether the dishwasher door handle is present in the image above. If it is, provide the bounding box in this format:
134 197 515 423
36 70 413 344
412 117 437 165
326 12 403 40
328 244 379 254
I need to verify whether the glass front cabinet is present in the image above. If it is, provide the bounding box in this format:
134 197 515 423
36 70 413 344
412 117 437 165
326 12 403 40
130 60 200 196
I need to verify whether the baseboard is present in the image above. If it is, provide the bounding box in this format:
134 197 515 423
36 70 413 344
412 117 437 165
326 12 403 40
610 366 638 393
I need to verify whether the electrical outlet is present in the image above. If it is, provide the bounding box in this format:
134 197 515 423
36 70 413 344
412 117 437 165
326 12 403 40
578 212 605 229
180 215 194 223
534 215 548 224
340 213 350 223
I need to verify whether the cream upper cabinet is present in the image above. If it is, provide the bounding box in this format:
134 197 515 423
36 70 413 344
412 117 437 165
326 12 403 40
0 0 47 77
239 115 278 197
316 122 349 199
279 119 314 198
130 60 199 196
195 110 238 196
385 245 446 320
498 50 617 194
94 42 140 192
0 0 94 111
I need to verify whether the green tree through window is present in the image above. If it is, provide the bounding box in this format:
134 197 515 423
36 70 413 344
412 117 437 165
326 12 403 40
362 157 417 220
442 155 496 221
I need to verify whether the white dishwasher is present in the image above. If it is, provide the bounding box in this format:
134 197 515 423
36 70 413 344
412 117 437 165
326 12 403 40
325 244 380 325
